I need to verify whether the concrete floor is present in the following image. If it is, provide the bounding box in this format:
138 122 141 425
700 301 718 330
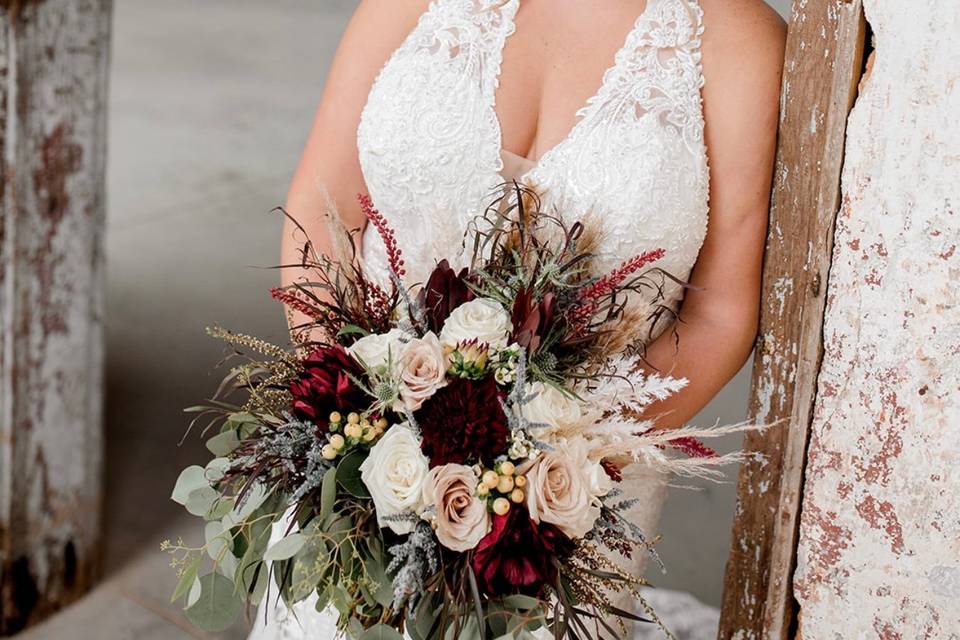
16 0 788 637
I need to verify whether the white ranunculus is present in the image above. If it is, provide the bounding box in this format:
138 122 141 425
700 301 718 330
348 328 407 372
359 424 429 534
397 332 448 411
439 298 512 350
521 382 586 433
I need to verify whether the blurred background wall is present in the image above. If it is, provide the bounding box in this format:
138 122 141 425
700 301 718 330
20 0 791 637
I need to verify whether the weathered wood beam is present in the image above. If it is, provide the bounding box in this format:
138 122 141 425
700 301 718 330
717 1 867 638
0 0 112 633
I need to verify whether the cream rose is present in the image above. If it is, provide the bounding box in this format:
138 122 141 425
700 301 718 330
348 328 407 372
523 451 600 538
396 332 448 411
557 436 613 498
439 298 512 350
421 464 490 551
521 382 586 433
359 424 429 534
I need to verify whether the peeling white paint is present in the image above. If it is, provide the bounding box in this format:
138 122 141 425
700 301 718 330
794 0 960 636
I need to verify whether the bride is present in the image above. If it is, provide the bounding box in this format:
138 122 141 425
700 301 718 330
253 0 784 637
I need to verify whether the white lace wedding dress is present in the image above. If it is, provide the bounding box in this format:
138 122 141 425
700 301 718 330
250 0 715 637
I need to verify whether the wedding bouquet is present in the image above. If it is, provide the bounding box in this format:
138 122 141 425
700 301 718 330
165 186 749 639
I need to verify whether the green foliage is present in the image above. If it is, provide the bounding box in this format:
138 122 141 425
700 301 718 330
360 624 404 640
184 573 243 632
337 450 370 498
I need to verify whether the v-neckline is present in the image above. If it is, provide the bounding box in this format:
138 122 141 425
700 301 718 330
492 0 657 181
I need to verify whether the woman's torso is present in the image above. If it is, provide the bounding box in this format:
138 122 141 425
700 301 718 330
357 0 710 339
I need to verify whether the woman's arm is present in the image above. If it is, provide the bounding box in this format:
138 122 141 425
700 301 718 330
642 0 787 427
280 0 430 329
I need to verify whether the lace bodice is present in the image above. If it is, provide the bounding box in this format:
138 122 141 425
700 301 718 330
358 0 710 336
250 2 709 638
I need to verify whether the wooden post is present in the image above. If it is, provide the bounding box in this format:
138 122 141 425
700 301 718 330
0 0 112 633
717 1 866 638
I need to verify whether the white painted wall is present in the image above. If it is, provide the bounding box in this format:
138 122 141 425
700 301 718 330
794 0 960 636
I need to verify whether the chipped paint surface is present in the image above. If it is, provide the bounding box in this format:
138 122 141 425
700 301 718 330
0 0 111 632
719 1 866 637
794 0 960 637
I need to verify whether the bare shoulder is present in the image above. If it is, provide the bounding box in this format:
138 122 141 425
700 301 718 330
696 1 786 219
339 0 432 64
699 0 787 85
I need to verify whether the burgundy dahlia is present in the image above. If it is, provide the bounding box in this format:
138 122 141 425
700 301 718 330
289 345 367 425
419 260 475 333
416 377 508 467
472 506 574 596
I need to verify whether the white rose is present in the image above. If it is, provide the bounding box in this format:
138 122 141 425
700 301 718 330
557 436 613 498
439 298 512 350
397 332 448 411
521 382 586 433
348 328 407 372
359 424 429 534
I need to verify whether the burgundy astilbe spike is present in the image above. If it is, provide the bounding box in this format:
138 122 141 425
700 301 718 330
270 287 323 320
358 194 405 279
568 248 666 331
362 280 391 328
668 436 718 459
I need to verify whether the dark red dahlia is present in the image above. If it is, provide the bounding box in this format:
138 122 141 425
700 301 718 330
416 377 508 467
419 260 475 333
472 506 574 596
289 345 367 425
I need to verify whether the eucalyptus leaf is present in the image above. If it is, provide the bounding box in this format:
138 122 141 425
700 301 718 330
206 496 235 520
226 412 260 424
313 585 331 614
413 596 439 640
319 467 338 522
186 576 202 608
445 617 481 640
360 624 404 640
171 466 208 505
337 324 371 338
364 553 394 608
186 486 219 517
170 557 201 603
226 412 262 439
206 429 240 456
502 594 541 611
184 573 243 633
205 457 231 482
228 482 270 523
263 533 306 562
204 521 232 561
337 450 370 498
250 562 269 605
236 517 273 599
330 584 351 615
290 522 328 602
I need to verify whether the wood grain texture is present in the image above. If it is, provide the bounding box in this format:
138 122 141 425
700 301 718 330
794 0 960 635
0 0 111 632
717 1 866 638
